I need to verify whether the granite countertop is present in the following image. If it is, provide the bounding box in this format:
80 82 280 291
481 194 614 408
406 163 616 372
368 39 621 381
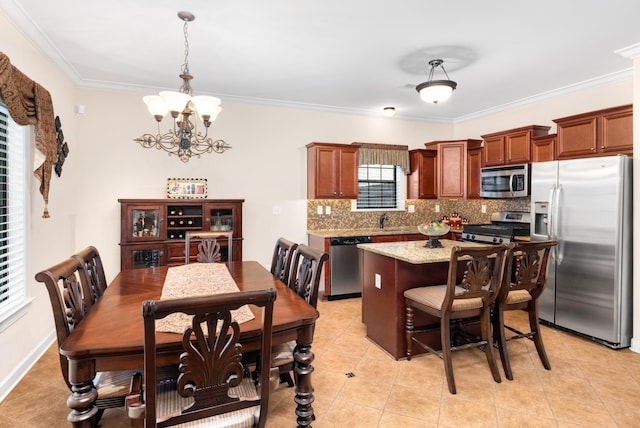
308 226 464 238
357 239 479 264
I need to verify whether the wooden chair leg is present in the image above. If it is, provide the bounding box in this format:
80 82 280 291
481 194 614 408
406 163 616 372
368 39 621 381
441 314 456 394
493 306 513 380
481 310 502 384
405 304 414 360
280 371 294 387
529 301 551 370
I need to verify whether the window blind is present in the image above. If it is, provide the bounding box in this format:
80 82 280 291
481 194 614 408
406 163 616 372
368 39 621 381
356 164 398 209
0 103 28 323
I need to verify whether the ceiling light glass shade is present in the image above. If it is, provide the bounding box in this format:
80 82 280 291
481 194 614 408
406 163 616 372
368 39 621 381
142 96 169 119
416 80 457 104
383 107 396 117
191 96 222 121
159 91 191 115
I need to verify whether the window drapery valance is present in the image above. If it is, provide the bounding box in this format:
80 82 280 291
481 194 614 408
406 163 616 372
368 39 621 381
353 142 410 174
0 52 57 218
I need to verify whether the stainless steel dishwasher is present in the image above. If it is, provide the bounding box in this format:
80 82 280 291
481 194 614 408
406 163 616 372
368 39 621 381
328 236 372 300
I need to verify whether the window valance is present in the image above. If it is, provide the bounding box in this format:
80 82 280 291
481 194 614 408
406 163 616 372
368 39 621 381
0 52 57 218
353 142 410 174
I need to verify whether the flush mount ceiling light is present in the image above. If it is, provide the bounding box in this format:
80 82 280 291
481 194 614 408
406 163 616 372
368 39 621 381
134 11 230 162
416 59 457 104
383 106 396 117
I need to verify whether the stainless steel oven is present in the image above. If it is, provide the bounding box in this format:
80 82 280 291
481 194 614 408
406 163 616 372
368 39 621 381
480 164 530 198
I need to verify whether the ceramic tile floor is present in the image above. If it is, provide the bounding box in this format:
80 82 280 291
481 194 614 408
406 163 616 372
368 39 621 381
2 297 640 427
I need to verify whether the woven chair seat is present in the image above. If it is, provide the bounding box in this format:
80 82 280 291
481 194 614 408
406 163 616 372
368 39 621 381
154 376 260 427
271 341 295 366
504 289 532 305
94 369 140 400
404 285 483 312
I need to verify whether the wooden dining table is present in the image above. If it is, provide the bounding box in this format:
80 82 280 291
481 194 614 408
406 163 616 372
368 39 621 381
59 261 319 428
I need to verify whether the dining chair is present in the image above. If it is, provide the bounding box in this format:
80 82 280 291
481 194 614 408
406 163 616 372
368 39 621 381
269 237 298 285
72 245 108 307
403 244 509 394
127 288 277 428
492 239 557 380
35 257 139 426
272 244 328 387
185 231 232 263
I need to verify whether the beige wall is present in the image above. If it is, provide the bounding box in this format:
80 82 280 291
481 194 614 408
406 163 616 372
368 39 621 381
0 7 637 401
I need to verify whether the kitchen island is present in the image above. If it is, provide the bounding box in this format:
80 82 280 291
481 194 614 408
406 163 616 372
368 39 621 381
357 239 478 359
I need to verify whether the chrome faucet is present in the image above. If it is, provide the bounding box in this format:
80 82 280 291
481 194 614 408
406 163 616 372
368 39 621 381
379 213 389 229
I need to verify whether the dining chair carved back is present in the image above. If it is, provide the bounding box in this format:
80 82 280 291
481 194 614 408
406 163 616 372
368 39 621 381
272 244 328 387
269 238 298 285
185 231 232 264
128 289 277 428
35 257 137 426
493 239 557 380
196 238 222 263
72 245 108 307
404 244 510 394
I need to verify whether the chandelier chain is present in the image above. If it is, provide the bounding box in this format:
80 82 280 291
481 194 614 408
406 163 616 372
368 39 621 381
181 19 190 77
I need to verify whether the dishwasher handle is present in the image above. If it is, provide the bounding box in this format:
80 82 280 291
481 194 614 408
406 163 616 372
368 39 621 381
330 236 372 246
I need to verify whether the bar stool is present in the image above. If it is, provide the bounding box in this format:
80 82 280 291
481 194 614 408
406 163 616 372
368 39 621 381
185 230 233 263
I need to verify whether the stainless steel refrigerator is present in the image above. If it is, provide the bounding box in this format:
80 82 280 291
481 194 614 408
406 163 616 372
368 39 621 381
530 155 632 348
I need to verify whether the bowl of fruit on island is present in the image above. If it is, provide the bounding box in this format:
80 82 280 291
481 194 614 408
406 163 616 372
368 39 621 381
417 221 451 248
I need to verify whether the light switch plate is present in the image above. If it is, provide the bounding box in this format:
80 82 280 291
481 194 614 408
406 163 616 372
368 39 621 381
325 206 331 215
272 205 282 215
317 205 323 215
435 204 440 213
481 204 487 213
407 204 415 213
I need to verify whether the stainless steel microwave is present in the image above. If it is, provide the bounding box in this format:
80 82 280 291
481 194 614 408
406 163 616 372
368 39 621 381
479 164 530 198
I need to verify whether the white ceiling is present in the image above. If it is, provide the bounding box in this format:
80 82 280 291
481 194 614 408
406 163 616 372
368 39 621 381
3 0 640 122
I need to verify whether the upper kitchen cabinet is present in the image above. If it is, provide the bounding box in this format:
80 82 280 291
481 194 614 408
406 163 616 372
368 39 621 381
553 104 632 160
466 145 483 199
532 133 557 162
425 139 482 199
407 149 437 199
306 142 359 199
481 125 551 166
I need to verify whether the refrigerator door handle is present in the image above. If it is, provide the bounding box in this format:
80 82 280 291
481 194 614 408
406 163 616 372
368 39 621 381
547 184 557 262
554 184 563 265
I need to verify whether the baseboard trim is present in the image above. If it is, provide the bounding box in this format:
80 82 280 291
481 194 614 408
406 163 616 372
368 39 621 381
630 337 640 353
0 331 56 402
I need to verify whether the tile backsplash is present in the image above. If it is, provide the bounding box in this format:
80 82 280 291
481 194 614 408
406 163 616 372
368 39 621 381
307 198 530 230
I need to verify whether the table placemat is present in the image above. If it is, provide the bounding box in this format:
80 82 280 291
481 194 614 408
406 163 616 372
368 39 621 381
156 263 255 333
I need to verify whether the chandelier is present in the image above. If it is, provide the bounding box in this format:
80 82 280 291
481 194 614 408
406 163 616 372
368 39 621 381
134 11 230 162
415 59 457 104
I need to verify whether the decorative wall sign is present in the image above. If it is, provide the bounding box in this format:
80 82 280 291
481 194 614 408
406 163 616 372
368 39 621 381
167 178 208 199
54 115 69 177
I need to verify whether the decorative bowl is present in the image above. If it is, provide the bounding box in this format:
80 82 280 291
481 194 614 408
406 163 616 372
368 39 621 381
417 222 451 248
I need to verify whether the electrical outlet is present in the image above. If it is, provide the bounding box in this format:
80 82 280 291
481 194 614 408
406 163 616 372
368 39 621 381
435 204 440 213
374 273 381 289
272 205 282 215
317 205 323 215
407 204 415 213
325 206 331 215
481 204 487 213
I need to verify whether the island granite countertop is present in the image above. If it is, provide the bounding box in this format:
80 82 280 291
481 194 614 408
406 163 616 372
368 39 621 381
357 239 479 264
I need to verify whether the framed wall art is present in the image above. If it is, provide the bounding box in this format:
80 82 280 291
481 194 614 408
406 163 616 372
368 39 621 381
167 178 208 199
